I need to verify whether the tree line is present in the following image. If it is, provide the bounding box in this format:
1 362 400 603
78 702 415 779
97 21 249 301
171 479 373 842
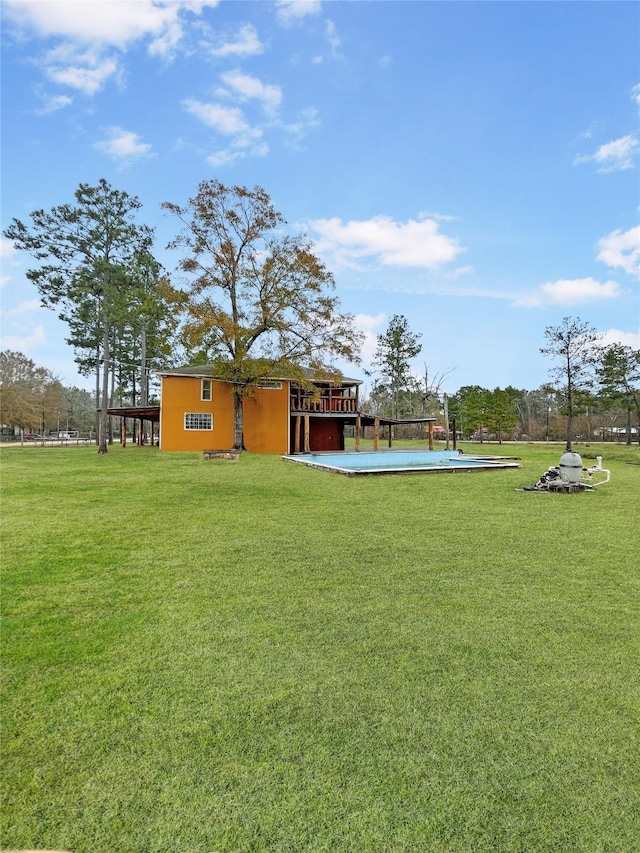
0 351 96 440
3 180 639 450
363 314 639 448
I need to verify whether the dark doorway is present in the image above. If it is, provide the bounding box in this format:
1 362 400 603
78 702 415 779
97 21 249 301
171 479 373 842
310 418 344 451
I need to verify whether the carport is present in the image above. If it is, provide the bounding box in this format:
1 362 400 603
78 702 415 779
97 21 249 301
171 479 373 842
106 406 160 446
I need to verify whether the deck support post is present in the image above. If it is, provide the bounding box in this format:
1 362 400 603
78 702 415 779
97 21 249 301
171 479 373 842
355 415 361 452
373 417 379 451
304 414 310 453
428 421 433 451
294 416 301 454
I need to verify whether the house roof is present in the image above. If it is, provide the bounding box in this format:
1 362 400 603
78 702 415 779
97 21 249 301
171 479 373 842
107 405 160 422
335 415 436 426
157 364 362 386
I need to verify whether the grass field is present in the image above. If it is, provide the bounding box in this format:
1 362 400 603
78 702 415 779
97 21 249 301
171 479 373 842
1 442 638 852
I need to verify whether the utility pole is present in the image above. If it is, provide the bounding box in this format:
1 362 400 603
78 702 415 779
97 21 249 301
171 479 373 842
444 392 450 450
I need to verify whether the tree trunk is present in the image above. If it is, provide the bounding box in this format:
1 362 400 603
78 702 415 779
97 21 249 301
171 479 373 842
140 326 148 444
140 326 148 406
232 389 244 451
565 354 573 451
444 393 450 450
98 322 110 454
94 347 101 446
108 356 115 445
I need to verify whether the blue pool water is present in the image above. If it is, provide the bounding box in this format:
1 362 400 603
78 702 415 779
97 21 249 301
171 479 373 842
282 450 520 476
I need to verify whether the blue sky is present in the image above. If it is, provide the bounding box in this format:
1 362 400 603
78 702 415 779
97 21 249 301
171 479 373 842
1 0 639 396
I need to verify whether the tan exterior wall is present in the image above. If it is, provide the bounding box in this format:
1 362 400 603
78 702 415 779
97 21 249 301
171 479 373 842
159 375 234 452
242 382 291 455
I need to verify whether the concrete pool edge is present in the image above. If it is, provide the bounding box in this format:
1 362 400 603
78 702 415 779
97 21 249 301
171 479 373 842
282 452 521 477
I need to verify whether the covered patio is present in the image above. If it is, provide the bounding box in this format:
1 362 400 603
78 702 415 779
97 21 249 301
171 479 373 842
106 405 160 446
289 413 444 454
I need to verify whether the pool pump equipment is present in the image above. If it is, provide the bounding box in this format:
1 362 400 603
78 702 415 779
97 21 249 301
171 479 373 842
519 451 611 493
559 450 584 485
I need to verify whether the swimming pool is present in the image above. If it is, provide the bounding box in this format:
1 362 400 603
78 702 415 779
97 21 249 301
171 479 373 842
282 449 520 476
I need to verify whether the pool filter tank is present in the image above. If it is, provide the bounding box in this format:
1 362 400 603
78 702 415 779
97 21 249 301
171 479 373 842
559 450 583 485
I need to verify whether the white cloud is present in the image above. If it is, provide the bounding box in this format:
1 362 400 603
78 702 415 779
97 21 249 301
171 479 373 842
5 300 44 316
631 83 640 107
324 19 341 55
4 0 219 54
354 312 386 363
182 98 268 167
443 265 474 280
4 1 219 97
35 92 73 115
578 122 598 141
208 23 263 58
1 238 18 259
93 127 153 162
45 52 121 95
184 88 321 165
1 325 47 351
600 328 640 349
574 134 639 172
205 148 245 168
219 71 282 115
206 141 269 168
307 215 465 270
354 312 386 332
281 107 321 145
276 0 322 26
183 98 260 139
516 277 623 308
597 226 640 277
311 18 342 63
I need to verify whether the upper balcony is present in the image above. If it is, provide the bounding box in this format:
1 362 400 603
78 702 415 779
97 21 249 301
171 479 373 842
290 386 358 414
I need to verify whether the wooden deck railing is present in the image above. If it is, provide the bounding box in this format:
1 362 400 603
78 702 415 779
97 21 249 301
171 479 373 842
290 395 357 414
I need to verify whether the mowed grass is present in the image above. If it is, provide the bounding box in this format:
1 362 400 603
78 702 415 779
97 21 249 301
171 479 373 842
1 442 638 853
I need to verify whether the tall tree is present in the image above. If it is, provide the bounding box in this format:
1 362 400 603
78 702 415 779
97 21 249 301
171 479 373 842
62 386 97 436
540 316 601 450
3 179 155 453
109 253 177 407
162 180 363 450
515 387 552 440
483 387 519 443
595 342 640 445
448 385 488 439
368 314 422 420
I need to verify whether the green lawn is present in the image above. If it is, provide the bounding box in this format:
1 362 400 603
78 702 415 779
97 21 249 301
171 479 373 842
1 442 638 852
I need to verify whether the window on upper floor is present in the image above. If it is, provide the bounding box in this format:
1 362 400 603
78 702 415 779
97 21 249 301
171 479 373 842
201 379 212 401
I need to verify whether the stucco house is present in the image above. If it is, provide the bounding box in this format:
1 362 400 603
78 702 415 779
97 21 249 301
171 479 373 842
107 365 436 454
159 365 363 454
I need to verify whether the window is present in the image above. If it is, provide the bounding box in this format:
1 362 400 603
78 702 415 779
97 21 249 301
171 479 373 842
257 380 282 389
185 413 213 430
201 379 212 401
